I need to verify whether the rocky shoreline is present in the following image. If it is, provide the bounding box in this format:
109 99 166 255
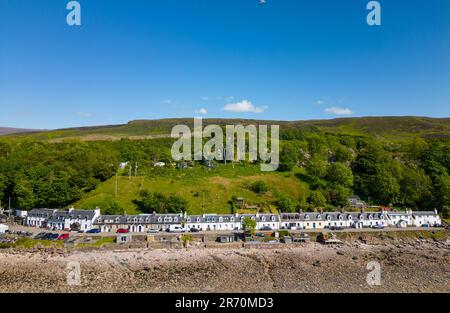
0 237 449 293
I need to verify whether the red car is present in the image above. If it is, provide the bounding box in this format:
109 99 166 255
58 233 69 240
116 228 129 233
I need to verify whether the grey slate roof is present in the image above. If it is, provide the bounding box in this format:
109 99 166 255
28 209 56 218
280 212 387 222
186 214 236 223
94 213 183 225
48 210 97 223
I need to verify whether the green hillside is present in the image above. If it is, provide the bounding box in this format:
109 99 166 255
4 116 450 141
74 163 308 215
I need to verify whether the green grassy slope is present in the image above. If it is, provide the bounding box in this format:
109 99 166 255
4 116 450 141
74 163 309 215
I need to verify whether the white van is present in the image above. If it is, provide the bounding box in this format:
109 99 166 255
168 225 185 233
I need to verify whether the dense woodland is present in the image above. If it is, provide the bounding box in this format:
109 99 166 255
0 127 449 215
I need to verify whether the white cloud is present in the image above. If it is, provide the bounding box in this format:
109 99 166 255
195 108 207 115
76 112 94 118
324 107 353 115
164 99 172 104
316 100 324 105
201 96 209 101
223 100 267 113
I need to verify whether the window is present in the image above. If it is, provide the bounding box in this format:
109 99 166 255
261 216 266 221
187 218 191 222
305 214 310 220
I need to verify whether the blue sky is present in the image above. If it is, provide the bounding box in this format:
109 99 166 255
0 0 449 129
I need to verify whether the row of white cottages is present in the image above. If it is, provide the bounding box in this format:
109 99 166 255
24 208 442 232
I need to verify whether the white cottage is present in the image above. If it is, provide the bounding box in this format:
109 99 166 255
26 209 58 228
47 208 100 231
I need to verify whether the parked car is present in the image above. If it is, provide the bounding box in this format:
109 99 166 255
260 226 272 231
58 233 69 240
86 228 101 234
329 226 344 231
44 233 59 240
34 232 48 240
255 232 265 237
433 224 444 228
421 224 430 228
446 225 450 230
147 229 159 234
116 228 129 233
190 228 200 233
372 224 385 229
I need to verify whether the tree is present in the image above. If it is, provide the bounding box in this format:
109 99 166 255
326 162 353 188
334 145 353 163
306 156 327 178
166 194 188 213
399 167 432 209
250 180 268 195
372 170 400 205
308 190 327 208
242 217 256 234
433 175 450 210
276 197 296 212
104 200 125 215
326 186 351 208
15 177 35 210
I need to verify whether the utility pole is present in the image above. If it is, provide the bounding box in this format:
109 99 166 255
129 164 132 181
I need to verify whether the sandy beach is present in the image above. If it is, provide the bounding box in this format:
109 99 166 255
0 238 448 293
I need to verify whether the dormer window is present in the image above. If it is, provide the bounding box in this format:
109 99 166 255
261 216 266 221
316 214 321 219
304 214 310 220
174 217 178 222
368 214 373 220
338 215 343 221
251 216 255 220
158 217 162 222
187 218 191 222
230 217 235 222
219 217 223 222
327 215 332 221
348 215 352 220
196 217 201 223
359 215 364 220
